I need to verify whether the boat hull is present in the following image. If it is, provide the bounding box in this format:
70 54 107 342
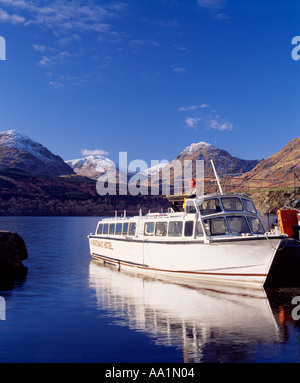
88 235 282 286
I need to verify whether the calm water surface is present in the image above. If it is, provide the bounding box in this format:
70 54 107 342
0 216 300 363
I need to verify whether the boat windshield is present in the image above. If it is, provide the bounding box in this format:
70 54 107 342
226 216 251 235
221 197 243 212
199 198 222 215
203 217 229 236
242 198 257 214
247 217 265 234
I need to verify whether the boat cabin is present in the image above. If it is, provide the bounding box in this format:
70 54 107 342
94 193 265 242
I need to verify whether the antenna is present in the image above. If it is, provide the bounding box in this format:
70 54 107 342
210 159 224 195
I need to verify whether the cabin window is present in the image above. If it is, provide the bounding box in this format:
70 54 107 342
203 217 229 236
97 223 103 234
199 198 222 215
168 221 183 237
115 223 122 235
109 223 115 235
155 222 167 236
221 197 243 212
128 222 136 236
247 217 265 234
186 201 197 214
226 216 251 235
196 221 204 236
103 223 109 235
184 221 194 237
122 222 129 235
242 199 257 214
144 222 155 236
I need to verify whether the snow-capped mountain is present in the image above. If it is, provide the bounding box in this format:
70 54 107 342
142 141 260 180
174 141 260 175
0 130 74 177
179 141 213 157
137 140 261 192
65 155 117 180
66 154 169 181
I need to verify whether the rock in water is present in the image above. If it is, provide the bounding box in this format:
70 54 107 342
0 231 28 288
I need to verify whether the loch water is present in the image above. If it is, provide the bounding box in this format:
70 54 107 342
0 216 300 364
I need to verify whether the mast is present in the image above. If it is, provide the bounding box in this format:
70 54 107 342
210 159 224 195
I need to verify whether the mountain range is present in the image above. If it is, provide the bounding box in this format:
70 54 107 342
0 130 298 216
65 141 262 184
0 129 299 190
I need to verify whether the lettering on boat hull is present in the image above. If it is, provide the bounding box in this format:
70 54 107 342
90 239 113 250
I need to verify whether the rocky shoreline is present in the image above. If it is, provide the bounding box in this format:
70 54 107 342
248 188 300 216
0 168 298 218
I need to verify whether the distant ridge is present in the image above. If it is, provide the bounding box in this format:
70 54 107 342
66 155 116 180
0 130 74 177
243 137 300 180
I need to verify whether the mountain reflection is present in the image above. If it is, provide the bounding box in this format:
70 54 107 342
88 260 298 363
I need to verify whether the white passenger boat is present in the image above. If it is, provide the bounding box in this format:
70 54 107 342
88 162 300 287
88 191 300 287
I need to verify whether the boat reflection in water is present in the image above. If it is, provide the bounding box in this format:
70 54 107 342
89 260 299 363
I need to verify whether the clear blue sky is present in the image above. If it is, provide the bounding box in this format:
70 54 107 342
0 0 299 166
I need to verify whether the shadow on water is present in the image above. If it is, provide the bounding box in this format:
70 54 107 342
0 266 28 291
89 260 300 363
265 287 300 330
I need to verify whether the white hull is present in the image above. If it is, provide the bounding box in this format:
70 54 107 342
88 235 281 286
